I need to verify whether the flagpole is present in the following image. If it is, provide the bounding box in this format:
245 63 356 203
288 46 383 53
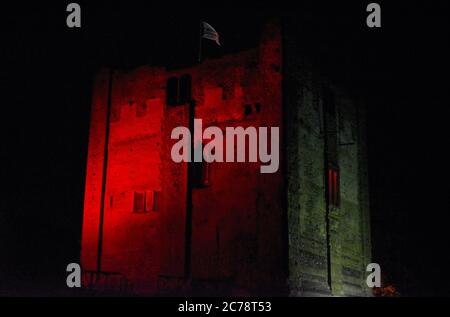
198 20 203 63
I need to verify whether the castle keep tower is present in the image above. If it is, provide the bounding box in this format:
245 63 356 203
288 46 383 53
81 20 371 296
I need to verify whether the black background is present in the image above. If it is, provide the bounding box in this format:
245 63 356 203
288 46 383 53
0 1 449 296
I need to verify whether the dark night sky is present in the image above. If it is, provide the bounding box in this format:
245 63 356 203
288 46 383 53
0 1 449 296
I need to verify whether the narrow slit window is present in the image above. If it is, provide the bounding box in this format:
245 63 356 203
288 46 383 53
327 166 340 207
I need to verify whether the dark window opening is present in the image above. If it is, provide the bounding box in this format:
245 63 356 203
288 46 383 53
244 104 252 116
255 102 261 113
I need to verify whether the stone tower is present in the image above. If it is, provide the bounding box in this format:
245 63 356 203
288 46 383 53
81 19 371 296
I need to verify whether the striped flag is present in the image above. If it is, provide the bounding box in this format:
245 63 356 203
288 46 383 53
201 21 221 46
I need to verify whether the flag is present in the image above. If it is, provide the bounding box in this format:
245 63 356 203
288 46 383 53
202 21 221 46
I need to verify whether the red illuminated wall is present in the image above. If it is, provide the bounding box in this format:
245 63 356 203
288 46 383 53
81 21 284 295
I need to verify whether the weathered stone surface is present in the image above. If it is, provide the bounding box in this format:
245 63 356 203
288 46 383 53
284 16 371 297
81 19 371 296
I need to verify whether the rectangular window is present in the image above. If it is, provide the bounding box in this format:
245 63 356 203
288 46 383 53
133 190 160 213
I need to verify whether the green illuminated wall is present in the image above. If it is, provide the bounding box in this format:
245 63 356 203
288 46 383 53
283 18 372 296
